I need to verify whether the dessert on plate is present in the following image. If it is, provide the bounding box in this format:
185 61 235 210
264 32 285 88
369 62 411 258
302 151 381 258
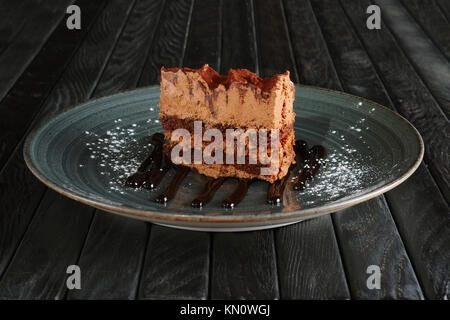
158 64 296 183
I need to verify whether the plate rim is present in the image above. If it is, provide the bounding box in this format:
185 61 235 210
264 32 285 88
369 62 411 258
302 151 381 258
23 84 424 224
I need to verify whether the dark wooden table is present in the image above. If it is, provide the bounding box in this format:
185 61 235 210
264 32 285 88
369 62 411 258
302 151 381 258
0 0 448 300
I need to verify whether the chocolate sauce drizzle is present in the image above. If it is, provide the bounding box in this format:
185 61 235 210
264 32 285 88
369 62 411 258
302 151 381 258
222 179 252 209
267 176 289 205
292 141 327 191
125 133 326 208
155 166 190 204
125 133 166 189
265 140 326 205
191 177 225 208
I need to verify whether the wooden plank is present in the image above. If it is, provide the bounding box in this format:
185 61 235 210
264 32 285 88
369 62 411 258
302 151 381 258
275 216 350 299
67 212 149 299
66 0 166 300
339 0 450 201
264 0 350 299
253 0 297 79
0 0 136 298
334 198 423 299
182 0 222 70
374 0 450 120
308 0 389 104
0 146 47 279
0 1 31 56
340 0 450 299
0 0 106 281
435 0 450 23
299 0 424 298
0 0 106 172
208 0 279 300
25 0 136 122
211 231 279 299
0 0 74 103
345 0 450 203
401 0 450 62
93 0 166 97
221 0 258 72
138 0 194 86
138 226 210 299
136 0 214 300
282 0 340 90
384 165 450 299
0 191 94 299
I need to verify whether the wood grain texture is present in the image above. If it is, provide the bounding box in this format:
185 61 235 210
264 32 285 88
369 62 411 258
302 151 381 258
334 198 423 299
435 0 450 22
0 0 105 282
182 0 222 70
67 212 149 299
308 0 388 104
0 0 106 172
339 0 450 298
139 225 210 299
275 216 350 299
66 0 169 299
0 0 136 298
0 147 47 279
253 0 297 80
221 0 258 72
139 0 194 85
385 165 450 299
28 0 136 123
0 0 74 103
339 1 450 187
211 231 279 299
0 191 94 299
374 0 450 120
304 0 423 298
94 0 166 97
0 1 32 56
137 0 212 300
282 0 340 90
342 0 450 204
401 0 450 62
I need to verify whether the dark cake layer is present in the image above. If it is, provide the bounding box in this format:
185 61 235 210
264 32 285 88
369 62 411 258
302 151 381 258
160 115 294 141
160 116 296 183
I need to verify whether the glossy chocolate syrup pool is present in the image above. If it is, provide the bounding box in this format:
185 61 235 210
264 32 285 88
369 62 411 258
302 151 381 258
125 133 326 208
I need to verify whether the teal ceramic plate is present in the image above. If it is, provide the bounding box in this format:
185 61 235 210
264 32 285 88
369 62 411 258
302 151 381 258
24 86 423 231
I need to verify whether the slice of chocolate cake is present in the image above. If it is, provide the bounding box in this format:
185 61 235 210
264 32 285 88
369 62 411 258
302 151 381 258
158 64 296 183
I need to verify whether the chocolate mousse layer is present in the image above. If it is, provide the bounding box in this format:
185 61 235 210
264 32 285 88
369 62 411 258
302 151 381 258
159 64 295 129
